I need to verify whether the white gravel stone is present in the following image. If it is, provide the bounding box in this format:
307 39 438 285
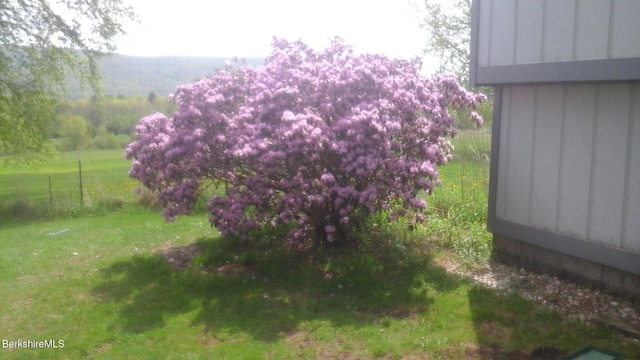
437 257 640 327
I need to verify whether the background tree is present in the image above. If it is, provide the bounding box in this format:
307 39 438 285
92 125 119 150
0 89 56 161
416 0 472 86
0 0 135 162
59 114 90 151
127 38 485 247
416 0 492 125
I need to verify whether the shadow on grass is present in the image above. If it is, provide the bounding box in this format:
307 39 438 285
465 284 640 359
466 285 568 359
92 234 464 342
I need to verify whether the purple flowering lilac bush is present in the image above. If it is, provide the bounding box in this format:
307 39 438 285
126 38 485 245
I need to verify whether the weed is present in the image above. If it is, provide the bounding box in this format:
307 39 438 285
135 188 161 210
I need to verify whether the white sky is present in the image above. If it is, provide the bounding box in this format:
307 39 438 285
117 0 438 73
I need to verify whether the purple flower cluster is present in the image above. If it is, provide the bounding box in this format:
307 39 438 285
126 38 485 244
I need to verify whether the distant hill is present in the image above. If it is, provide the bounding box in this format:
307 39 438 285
67 54 265 99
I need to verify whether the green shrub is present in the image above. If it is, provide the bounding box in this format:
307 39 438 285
59 115 91 151
92 130 120 149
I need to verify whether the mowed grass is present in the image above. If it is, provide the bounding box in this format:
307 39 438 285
0 149 139 221
1 133 639 359
2 211 638 359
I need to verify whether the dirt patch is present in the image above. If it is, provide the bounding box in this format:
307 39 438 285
283 330 369 360
284 329 316 350
154 243 203 270
480 321 512 343
215 262 256 277
366 304 429 320
154 242 257 277
460 344 565 360
95 342 112 354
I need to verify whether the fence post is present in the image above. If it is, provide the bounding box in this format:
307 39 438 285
49 175 53 205
78 152 83 205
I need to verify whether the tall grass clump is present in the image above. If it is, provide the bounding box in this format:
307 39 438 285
425 129 492 268
0 191 131 223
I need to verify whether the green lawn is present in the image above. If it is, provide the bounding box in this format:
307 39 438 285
0 149 137 204
1 134 639 359
1 210 638 359
0 149 139 222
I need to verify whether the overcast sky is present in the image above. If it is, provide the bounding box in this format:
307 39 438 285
117 0 437 72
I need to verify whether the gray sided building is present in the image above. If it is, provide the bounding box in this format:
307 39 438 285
470 0 640 297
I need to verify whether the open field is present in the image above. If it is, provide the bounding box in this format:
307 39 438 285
0 148 136 203
1 131 639 359
0 149 138 222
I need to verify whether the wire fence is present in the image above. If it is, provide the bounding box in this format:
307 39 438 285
0 151 140 220
0 131 492 221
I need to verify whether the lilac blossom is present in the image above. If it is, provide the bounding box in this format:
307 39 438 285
126 37 485 245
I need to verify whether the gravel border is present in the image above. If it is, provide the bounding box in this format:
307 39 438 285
438 258 640 339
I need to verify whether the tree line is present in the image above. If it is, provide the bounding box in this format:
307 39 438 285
0 0 135 163
1 0 476 163
52 93 173 151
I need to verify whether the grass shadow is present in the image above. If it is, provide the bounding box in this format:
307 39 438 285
466 285 640 359
92 233 464 343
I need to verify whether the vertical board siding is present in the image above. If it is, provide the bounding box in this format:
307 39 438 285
477 0 640 68
530 85 563 231
498 83 640 253
477 0 492 68
575 0 611 61
623 85 640 252
611 0 640 59
496 87 511 220
557 85 595 240
543 0 576 63
488 0 516 66
588 84 629 246
502 86 535 224
515 0 543 64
